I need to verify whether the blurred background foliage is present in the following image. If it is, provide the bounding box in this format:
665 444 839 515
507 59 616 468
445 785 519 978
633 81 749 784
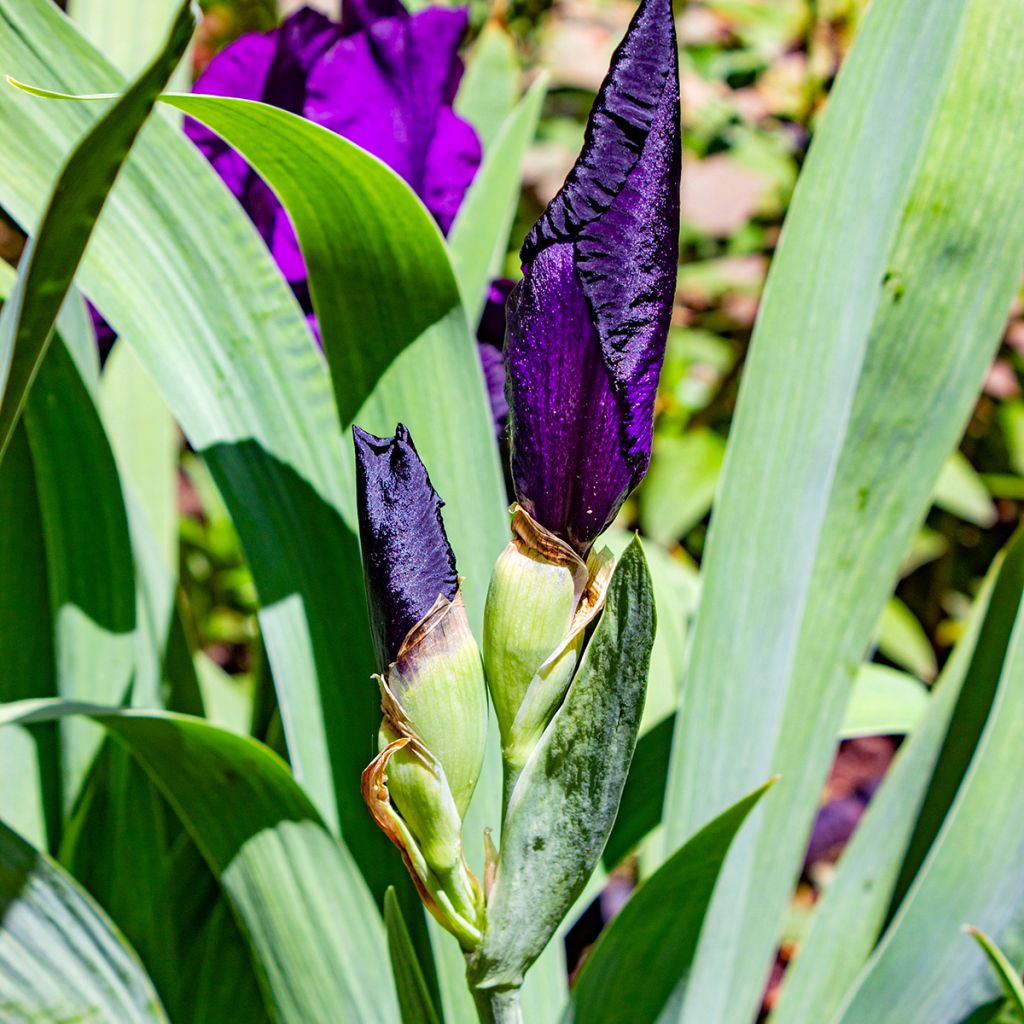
38 0 1020 1010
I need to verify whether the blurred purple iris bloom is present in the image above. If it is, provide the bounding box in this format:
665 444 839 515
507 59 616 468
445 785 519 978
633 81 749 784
185 3 514 430
185 1 481 288
505 0 680 554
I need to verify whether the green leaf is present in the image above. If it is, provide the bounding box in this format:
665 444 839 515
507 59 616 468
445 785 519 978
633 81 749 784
449 75 547 326
604 663 926 871
875 598 936 681
966 928 1024 1020
0 818 167 1023
836 664 928 739
0 4 473 966
661 1 1024 1020
0 259 140 838
567 781 775 1024
455 22 521 150
639 429 727 545
933 451 997 527
23 338 137 813
472 538 655 990
68 0 191 88
0 424 56 848
603 529 699 732
833 533 1024 1022
999 401 1024 478
0 700 399 1024
193 652 254 736
385 888 443 1024
0 0 195 464
771 533 1024 1024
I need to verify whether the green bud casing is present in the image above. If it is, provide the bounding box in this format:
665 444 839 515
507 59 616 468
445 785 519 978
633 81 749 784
388 590 488 815
484 506 613 778
361 589 488 948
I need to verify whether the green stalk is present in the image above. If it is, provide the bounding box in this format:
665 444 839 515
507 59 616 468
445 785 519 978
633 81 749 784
472 986 523 1024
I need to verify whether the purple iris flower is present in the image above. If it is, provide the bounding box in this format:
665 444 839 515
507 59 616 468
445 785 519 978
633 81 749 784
353 423 458 670
185 1 481 287
505 0 680 555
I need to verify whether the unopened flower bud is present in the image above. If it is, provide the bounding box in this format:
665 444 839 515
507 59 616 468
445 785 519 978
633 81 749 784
484 505 613 787
353 423 487 947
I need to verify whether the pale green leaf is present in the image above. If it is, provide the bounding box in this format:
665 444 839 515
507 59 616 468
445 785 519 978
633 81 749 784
662 2 1024 1020
875 597 936 681
933 451 996 527
836 664 928 739
0 819 168 1023
0 0 195 463
834 533 1024 1022
639 429 726 545
455 22 521 150
449 75 547 326
605 662 926 871
771 534 1024 1024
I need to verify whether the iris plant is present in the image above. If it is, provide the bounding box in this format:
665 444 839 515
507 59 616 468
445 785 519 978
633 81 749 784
351 0 678 987
185 1 513 421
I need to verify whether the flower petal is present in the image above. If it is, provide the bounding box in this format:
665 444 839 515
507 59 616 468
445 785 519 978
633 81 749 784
186 8 341 283
514 0 680 508
506 243 633 551
521 0 678 258
305 6 480 232
353 423 459 668
477 279 514 434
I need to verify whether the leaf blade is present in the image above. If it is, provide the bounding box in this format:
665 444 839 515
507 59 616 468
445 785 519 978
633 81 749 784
568 781 776 1024
662 2 1024 1019
0 0 195 462
0 819 168 1023
475 538 656 988
771 533 1024 1024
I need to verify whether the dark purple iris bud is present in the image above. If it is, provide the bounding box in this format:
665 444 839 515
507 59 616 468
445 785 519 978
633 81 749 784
186 3 480 286
354 420 488 946
353 423 458 670
505 0 680 555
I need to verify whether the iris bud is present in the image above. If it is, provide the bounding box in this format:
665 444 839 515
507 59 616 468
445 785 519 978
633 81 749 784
354 424 487 947
502 0 679 554
484 505 613 791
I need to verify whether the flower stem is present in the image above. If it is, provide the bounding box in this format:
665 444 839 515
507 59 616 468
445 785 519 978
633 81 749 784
472 986 522 1024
